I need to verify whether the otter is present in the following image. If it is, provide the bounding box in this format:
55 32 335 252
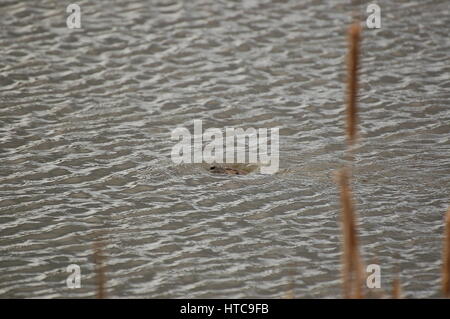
209 165 248 175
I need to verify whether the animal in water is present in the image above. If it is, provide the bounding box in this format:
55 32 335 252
209 165 248 175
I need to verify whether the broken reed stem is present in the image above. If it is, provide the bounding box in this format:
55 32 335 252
282 280 295 299
443 208 450 298
346 22 361 147
93 241 107 299
392 277 402 299
338 168 364 298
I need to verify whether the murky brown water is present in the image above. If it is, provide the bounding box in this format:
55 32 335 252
0 0 449 298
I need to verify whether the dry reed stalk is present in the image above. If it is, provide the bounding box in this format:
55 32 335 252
93 241 107 299
346 23 361 146
443 208 450 298
392 277 402 299
337 168 364 298
282 281 295 299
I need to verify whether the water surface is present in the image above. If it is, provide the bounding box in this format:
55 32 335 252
0 0 449 298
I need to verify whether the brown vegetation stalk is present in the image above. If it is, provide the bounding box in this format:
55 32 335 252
346 23 361 146
93 241 107 299
392 277 402 299
443 208 450 298
337 168 364 298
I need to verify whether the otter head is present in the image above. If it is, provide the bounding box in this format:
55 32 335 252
210 165 226 174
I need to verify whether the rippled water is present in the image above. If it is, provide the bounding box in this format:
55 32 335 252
0 0 449 298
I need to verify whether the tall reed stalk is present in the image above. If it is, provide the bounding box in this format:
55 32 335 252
443 208 450 298
338 168 364 298
93 241 107 299
337 21 364 298
346 23 361 147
